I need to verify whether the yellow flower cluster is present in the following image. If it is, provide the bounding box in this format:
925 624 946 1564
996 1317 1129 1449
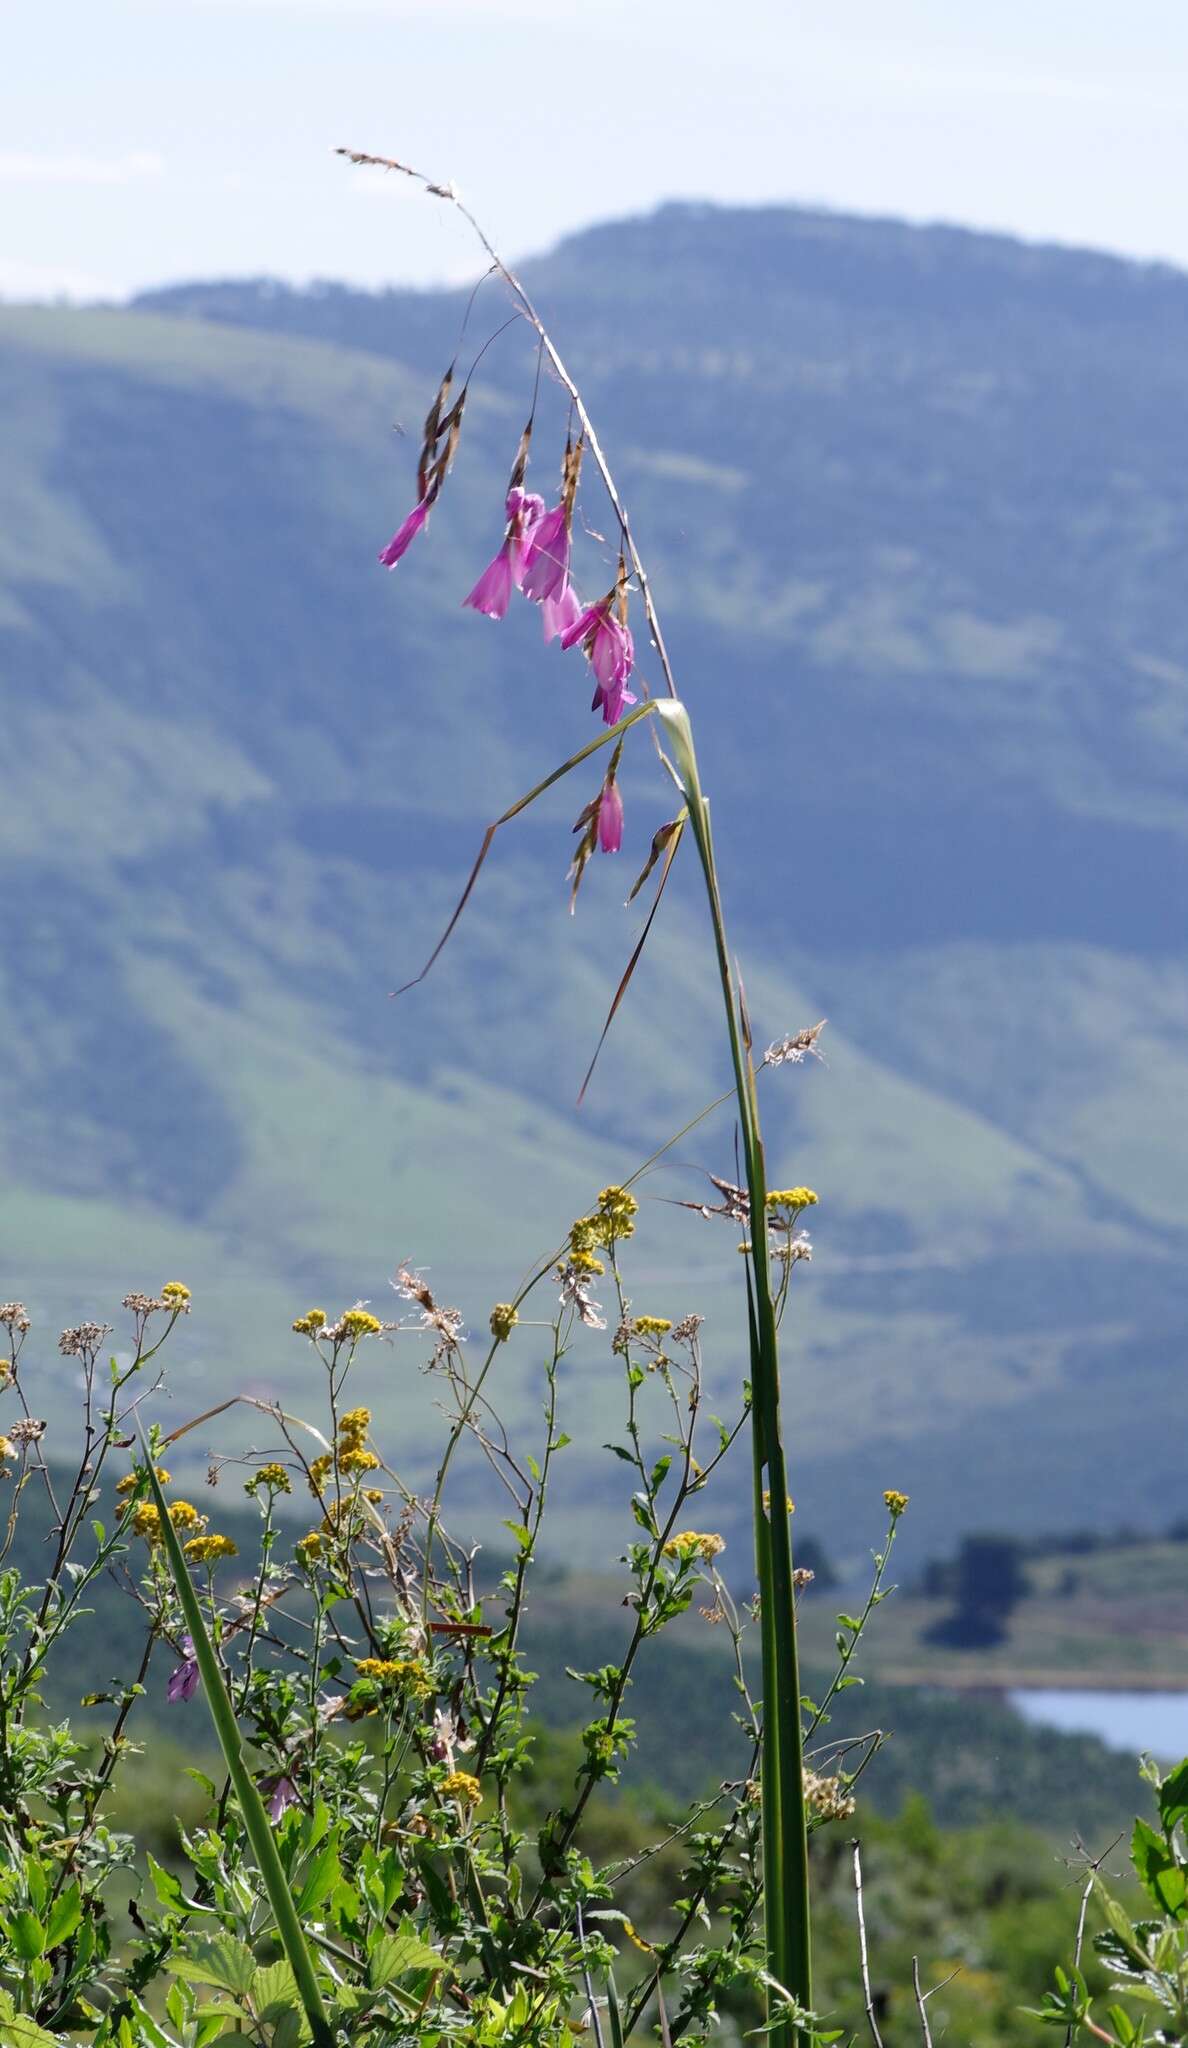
489 1303 519 1343
341 1308 382 1338
116 1466 170 1496
632 1316 672 1337
161 1282 192 1310
356 1656 432 1698
596 1185 639 1241
131 1500 204 1543
762 1490 795 1516
663 1531 726 1564
292 1308 327 1335
566 1217 606 1274
184 1533 239 1565
245 1462 292 1496
883 1489 909 1518
440 1770 482 1807
307 1408 378 1494
295 1529 324 1565
766 1187 819 1212
0 1436 14 1473
338 1445 381 1476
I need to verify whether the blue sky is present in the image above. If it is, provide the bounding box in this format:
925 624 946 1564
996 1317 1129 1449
6 0 1188 299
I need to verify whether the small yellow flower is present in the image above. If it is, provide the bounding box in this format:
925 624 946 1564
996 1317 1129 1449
883 1489 909 1519
355 1656 431 1696
663 1531 726 1565
161 1282 192 1309
364 1487 385 1504
762 1490 795 1516
341 1308 382 1339
131 1503 162 1542
489 1303 519 1344
0 1436 14 1472
245 1462 292 1496
569 1216 600 1257
568 1249 604 1276
168 1500 204 1533
307 1453 335 1494
596 1185 638 1241
633 1316 672 1337
337 1407 371 1440
295 1529 325 1564
116 1465 170 1496
440 1770 481 1808
183 1533 238 1565
765 1188 819 1211
338 1446 381 1477
291 1309 327 1335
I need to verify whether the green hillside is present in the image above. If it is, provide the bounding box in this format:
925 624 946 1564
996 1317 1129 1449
2 202 1188 1558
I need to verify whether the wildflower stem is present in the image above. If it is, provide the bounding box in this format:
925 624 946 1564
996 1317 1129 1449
657 701 812 2044
137 1428 334 2048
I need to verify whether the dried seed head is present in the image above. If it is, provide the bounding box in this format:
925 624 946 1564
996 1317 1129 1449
58 1321 113 1358
766 1020 827 1067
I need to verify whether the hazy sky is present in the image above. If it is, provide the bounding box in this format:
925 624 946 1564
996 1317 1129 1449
6 0 1188 300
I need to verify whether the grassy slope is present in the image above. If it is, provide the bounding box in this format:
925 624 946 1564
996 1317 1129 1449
2 204 1188 1558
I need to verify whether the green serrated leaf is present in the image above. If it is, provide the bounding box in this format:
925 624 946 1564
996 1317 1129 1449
147 1851 185 1912
44 1881 82 1950
0 1991 61 2048
1132 1816 1188 1918
171 1934 258 1994
10 1908 46 1960
368 1921 444 1988
295 1837 341 1916
1159 1756 1188 1835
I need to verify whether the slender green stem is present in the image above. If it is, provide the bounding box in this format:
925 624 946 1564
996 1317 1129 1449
138 1432 335 2048
656 701 812 2044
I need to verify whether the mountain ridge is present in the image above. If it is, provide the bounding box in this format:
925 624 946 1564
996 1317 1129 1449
2 196 1186 1557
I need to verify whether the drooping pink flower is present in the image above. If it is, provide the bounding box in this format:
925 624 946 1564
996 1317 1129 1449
378 499 429 568
166 1637 199 1704
507 487 545 588
597 782 624 854
463 542 515 620
520 502 570 603
591 672 637 726
266 1775 298 1822
542 581 582 644
561 598 637 723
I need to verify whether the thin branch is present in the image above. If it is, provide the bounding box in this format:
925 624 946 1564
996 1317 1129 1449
852 1841 885 2048
911 1957 961 2047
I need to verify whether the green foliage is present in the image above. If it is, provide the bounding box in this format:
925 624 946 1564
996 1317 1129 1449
1024 1754 1188 2043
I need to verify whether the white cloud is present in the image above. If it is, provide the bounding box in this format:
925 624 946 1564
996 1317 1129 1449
0 254 126 302
0 151 164 187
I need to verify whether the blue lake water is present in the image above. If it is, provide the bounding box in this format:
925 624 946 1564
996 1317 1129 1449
1011 1688 1188 1762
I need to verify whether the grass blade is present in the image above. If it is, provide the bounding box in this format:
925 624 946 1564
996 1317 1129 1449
138 1429 335 2047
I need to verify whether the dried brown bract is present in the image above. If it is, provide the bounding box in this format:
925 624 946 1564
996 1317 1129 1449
765 1020 827 1067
